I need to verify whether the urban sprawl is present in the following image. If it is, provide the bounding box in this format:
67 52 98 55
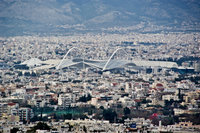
0 32 200 133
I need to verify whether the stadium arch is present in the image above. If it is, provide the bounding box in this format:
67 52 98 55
56 47 80 70
102 48 128 71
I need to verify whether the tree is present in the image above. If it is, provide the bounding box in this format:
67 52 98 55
179 105 187 109
161 117 174 126
99 106 104 110
79 94 92 102
11 128 19 133
83 126 87 132
27 122 51 133
24 72 31 76
103 109 117 123
34 122 50 130
141 99 151 104
124 107 130 115
151 117 159 126
50 99 57 105
63 113 72 120
31 72 37 77
18 71 23 76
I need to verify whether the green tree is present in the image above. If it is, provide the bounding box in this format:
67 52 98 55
34 122 50 130
79 94 92 102
18 71 23 76
63 113 72 120
24 72 31 76
27 122 51 133
83 125 87 132
11 128 19 133
99 106 104 110
124 107 130 115
162 117 174 126
103 109 117 123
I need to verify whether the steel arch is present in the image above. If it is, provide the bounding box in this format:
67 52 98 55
56 47 80 70
102 48 128 71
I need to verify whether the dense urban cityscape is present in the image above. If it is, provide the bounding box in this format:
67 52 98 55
0 0 200 133
0 32 199 133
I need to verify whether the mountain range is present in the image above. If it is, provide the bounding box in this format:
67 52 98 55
0 0 200 36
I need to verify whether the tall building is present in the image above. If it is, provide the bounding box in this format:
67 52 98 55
18 107 33 122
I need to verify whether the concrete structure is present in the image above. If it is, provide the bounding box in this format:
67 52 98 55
18 107 33 122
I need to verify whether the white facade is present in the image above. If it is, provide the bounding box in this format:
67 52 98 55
162 94 179 101
174 108 185 115
58 93 76 108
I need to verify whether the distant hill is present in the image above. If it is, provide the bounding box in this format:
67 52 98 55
0 0 200 36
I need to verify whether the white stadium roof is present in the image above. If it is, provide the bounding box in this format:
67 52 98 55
133 60 178 68
21 58 179 71
21 58 43 67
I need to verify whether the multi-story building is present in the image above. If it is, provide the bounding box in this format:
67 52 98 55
58 93 76 108
0 103 8 117
18 107 33 122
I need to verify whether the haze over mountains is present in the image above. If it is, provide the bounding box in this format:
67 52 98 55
0 0 200 36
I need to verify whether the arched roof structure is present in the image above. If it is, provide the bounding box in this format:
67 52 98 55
102 48 128 71
56 47 80 70
23 48 179 71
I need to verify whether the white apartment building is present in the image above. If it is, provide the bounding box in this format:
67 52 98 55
58 93 76 108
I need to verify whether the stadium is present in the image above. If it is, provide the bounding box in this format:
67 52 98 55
19 47 180 72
